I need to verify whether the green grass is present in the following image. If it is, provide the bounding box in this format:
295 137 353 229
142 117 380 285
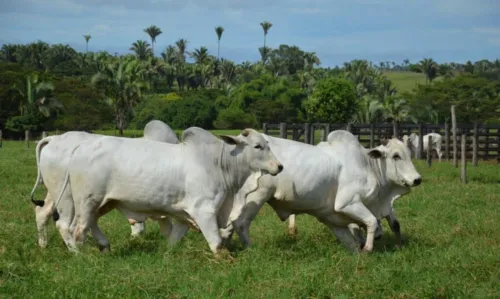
384 71 435 94
1 141 499 298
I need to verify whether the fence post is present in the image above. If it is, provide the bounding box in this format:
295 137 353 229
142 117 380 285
444 123 450 161
310 124 315 145
56 129 59 135
461 134 467 184
304 123 311 144
426 135 432 167
42 131 48 139
416 123 424 159
451 105 458 168
346 123 352 133
393 122 399 138
369 124 375 148
323 124 330 142
263 123 268 135
0 129 2 148
472 123 478 166
279 122 287 139
25 130 30 148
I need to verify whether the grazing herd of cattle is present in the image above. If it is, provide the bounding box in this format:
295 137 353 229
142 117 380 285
28 120 444 255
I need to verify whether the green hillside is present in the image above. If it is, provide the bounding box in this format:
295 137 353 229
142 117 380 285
384 71 427 93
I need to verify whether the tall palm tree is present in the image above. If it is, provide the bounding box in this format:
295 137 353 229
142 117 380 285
143 25 162 56
260 21 272 63
91 59 148 136
215 26 224 60
418 58 439 83
382 95 415 137
83 34 91 53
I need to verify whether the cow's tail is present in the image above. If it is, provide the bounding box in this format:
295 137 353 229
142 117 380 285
30 136 53 207
51 144 81 222
51 167 70 222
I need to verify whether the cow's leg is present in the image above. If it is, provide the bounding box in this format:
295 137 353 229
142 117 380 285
220 223 234 248
347 223 365 245
167 222 190 245
35 192 53 248
231 188 274 248
334 192 378 253
287 214 297 235
385 211 402 247
317 217 361 253
188 203 222 254
89 223 110 252
156 217 173 239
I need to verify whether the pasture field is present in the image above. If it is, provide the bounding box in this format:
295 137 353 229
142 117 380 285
384 71 431 93
1 140 499 298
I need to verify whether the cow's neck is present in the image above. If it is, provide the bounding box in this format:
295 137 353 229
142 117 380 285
215 142 252 193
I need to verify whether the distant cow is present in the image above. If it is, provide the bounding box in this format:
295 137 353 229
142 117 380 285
30 120 179 248
223 131 421 253
53 128 283 254
403 132 443 162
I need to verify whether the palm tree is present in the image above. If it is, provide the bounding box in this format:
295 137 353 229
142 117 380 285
83 34 91 53
0 44 19 62
91 59 148 135
130 40 153 61
12 73 62 117
352 95 384 124
143 25 162 56
260 21 272 63
418 58 439 83
382 95 415 137
191 46 210 65
215 26 224 60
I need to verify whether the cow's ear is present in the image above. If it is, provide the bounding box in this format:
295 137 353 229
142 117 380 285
219 135 240 145
368 149 385 159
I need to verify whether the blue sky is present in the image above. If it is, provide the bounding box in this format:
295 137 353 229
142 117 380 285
1 0 499 67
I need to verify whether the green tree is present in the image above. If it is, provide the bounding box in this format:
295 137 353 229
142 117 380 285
130 40 152 61
260 21 272 63
144 25 162 56
419 58 439 83
215 26 224 60
304 77 357 123
91 59 148 135
83 34 91 53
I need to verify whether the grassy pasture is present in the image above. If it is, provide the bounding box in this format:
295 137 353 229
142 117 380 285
1 140 499 298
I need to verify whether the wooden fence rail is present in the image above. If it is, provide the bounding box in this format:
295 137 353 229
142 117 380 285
263 122 500 162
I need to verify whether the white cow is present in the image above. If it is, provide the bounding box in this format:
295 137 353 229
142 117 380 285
403 132 443 162
30 120 179 248
224 131 421 253
53 128 283 254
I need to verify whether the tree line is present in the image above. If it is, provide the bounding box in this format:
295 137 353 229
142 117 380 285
1 23 499 137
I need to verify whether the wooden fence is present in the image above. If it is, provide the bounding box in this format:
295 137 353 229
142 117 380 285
263 123 500 162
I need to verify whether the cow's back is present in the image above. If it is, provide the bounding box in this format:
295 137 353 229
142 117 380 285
143 120 179 144
40 132 96 196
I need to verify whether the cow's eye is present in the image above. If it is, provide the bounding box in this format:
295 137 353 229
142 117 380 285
254 144 262 149
393 154 401 160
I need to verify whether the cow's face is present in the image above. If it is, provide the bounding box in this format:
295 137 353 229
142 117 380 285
219 129 283 176
368 137 422 187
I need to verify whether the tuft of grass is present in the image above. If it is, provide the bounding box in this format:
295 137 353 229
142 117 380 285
0 141 499 298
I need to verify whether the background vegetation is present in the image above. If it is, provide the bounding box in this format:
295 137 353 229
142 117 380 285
1 23 499 139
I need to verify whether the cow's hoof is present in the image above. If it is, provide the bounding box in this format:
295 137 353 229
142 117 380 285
287 227 297 236
214 248 235 263
375 235 382 241
99 245 111 253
